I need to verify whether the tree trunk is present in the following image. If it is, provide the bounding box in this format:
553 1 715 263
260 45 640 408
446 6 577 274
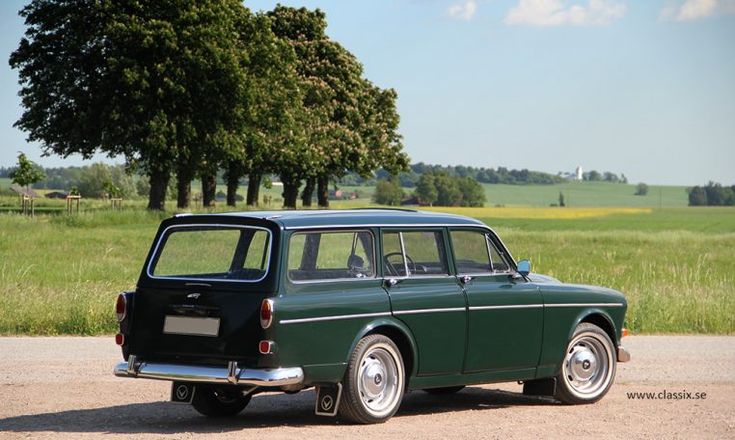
226 162 242 207
176 165 192 209
281 174 300 209
202 174 217 207
301 177 315 207
317 175 329 208
147 170 169 211
246 172 261 206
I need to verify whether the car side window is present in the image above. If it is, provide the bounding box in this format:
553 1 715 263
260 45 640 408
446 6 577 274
288 231 375 282
486 235 511 272
451 230 492 274
383 230 449 277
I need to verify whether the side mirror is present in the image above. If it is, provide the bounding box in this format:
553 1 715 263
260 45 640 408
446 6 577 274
517 259 531 277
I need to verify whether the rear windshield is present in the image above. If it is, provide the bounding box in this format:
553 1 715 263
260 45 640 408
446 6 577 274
149 225 271 282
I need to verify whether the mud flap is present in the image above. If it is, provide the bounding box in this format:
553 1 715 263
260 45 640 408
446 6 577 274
314 383 342 417
523 378 556 396
170 382 195 404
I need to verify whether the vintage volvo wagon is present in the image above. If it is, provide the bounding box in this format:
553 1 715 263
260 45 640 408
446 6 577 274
114 209 630 423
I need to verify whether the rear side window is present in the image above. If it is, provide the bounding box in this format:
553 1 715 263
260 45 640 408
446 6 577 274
150 226 271 281
288 231 375 282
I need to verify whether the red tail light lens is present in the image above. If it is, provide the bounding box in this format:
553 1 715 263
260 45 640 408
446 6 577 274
260 299 273 329
115 333 125 345
116 294 127 322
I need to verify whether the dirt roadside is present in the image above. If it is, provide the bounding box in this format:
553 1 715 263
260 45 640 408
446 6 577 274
0 335 733 439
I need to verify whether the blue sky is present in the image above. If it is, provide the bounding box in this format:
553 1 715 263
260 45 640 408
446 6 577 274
1 0 733 185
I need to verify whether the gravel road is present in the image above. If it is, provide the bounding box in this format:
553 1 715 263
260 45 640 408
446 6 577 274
0 336 733 439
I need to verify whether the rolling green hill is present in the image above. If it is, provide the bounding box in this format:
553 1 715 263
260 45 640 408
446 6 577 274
479 182 689 207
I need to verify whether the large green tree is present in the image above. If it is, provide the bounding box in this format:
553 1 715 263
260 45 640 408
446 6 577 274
268 6 407 209
10 0 248 210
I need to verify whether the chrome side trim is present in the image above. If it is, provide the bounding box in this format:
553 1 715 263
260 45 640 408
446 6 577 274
279 312 392 325
114 361 304 387
617 346 631 362
393 307 465 315
545 303 625 308
469 304 543 311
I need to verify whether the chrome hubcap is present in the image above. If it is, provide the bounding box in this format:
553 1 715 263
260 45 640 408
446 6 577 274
357 345 401 416
563 333 611 397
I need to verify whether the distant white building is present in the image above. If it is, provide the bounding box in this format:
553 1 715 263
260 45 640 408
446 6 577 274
575 165 583 181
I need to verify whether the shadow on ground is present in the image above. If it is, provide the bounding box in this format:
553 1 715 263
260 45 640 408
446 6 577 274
0 387 557 434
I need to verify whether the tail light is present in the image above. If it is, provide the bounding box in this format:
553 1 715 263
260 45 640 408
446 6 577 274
260 299 273 329
115 333 125 345
622 328 630 338
116 294 127 322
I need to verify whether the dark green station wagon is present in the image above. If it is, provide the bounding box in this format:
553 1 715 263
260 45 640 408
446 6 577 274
114 209 630 423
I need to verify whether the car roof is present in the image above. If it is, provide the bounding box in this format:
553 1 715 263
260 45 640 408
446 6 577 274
178 208 486 230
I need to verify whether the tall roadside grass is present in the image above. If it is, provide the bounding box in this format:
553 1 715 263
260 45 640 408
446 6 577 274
0 212 159 334
498 229 735 334
0 207 734 335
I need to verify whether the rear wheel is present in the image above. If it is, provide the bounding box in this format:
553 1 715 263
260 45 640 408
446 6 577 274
191 385 251 417
555 323 616 404
339 334 405 424
423 386 465 395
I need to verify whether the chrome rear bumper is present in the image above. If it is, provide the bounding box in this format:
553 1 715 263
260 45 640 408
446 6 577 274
114 355 304 387
617 346 631 363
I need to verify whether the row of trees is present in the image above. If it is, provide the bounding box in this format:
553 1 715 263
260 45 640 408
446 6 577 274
340 163 629 188
688 182 735 206
10 1 407 210
373 173 486 207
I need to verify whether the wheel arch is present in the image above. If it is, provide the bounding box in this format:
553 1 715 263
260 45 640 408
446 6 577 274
570 309 619 346
347 317 419 381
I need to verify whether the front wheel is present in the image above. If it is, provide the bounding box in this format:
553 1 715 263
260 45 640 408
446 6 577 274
555 323 616 404
191 385 251 417
339 334 405 424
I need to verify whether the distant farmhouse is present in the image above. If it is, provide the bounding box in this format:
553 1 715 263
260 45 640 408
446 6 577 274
560 166 583 181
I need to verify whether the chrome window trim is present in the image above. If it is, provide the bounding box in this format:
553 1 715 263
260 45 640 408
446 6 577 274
279 311 391 325
287 229 377 284
147 224 272 283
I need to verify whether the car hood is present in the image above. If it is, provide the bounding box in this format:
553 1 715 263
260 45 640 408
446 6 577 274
527 273 562 284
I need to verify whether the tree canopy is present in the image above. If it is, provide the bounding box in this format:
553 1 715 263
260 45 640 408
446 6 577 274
10 2 408 209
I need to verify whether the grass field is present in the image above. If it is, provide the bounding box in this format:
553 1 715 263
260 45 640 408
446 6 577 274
1 179 692 213
0 205 733 335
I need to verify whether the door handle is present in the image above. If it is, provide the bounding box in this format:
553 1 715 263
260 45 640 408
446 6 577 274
460 275 473 284
385 278 401 288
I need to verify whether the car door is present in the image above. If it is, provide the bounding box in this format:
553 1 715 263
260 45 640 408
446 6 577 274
381 229 467 376
449 228 543 373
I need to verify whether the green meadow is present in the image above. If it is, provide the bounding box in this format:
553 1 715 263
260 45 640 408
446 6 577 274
0 200 733 335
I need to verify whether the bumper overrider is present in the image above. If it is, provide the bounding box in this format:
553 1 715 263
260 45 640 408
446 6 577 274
617 346 631 362
114 355 304 387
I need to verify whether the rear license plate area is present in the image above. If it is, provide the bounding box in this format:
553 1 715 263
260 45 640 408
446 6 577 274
163 316 220 337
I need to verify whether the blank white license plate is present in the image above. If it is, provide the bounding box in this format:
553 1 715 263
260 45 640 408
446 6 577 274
163 316 220 337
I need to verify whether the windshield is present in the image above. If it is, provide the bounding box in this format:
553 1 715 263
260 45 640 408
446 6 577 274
149 225 271 282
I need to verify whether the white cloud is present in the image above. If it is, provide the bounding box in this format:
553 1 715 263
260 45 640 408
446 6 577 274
448 0 478 21
504 0 627 26
660 0 735 21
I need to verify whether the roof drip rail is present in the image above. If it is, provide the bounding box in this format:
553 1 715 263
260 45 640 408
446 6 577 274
351 207 418 213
